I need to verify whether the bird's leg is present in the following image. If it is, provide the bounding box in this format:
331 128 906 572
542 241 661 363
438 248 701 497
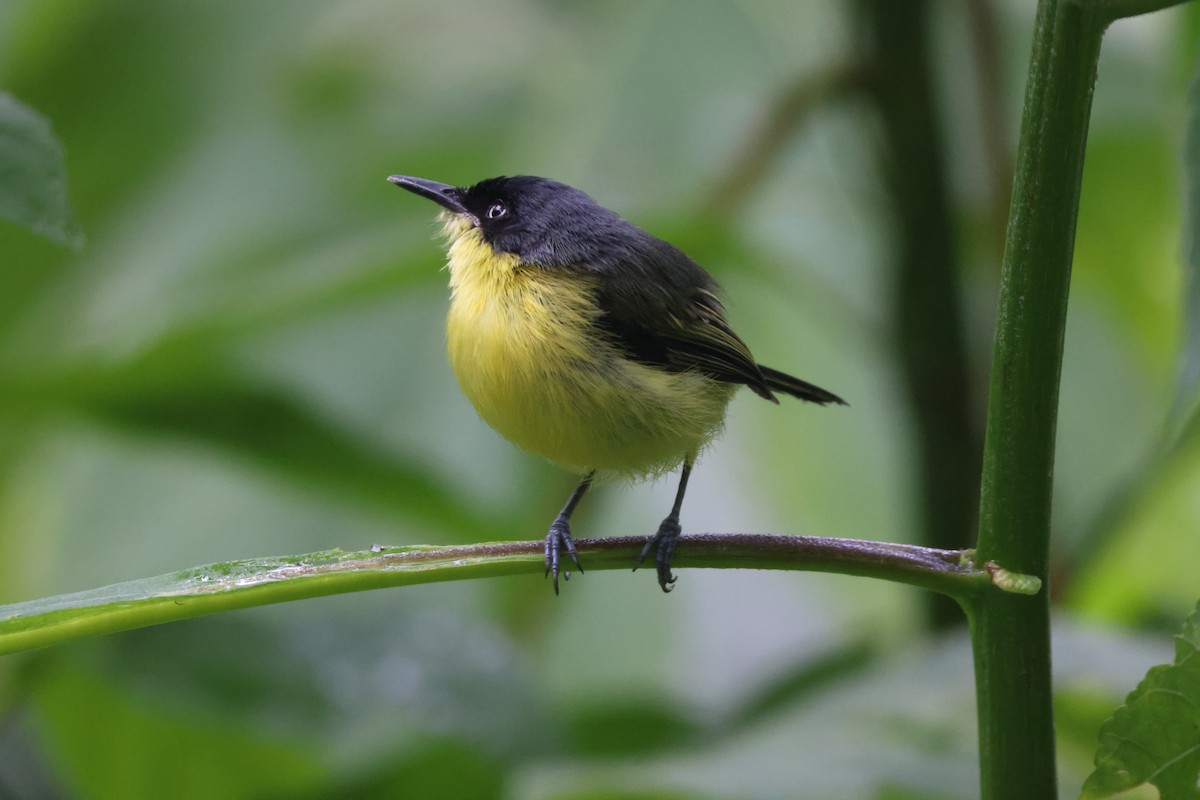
545 471 594 595
634 459 693 593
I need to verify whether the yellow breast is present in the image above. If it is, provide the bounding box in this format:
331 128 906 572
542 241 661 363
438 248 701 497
441 220 735 477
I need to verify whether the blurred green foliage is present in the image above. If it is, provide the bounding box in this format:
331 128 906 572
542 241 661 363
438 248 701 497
0 92 81 247
1 0 1198 797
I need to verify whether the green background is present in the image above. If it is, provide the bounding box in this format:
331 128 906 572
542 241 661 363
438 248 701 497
0 1 1196 797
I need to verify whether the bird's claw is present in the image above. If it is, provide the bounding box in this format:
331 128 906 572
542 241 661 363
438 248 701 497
634 517 681 593
544 516 583 595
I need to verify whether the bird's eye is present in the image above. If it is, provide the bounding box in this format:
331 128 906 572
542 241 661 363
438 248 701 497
486 202 508 220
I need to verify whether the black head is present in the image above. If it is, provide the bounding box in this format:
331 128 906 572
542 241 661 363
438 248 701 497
388 174 633 268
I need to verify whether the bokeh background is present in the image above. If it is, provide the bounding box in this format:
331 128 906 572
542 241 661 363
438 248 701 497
1 1 1198 797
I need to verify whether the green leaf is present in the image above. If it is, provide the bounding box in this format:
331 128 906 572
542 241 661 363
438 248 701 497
35 661 324 799
0 544 542 657
0 93 82 247
1080 600 1200 799
37 612 543 788
1174 62 1200 428
317 738 506 800
86 369 495 536
566 698 702 757
1 341 502 536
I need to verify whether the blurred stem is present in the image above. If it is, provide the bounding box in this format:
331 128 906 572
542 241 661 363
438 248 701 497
0 535 1035 657
707 60 866 216
967 0 1014 250
857 0 981 630
972 1 1109 796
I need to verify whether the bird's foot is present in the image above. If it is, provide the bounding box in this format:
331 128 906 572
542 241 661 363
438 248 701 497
544 516 583 595
634 517 681 593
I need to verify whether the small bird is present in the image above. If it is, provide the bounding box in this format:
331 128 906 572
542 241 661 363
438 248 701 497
389 174 844 593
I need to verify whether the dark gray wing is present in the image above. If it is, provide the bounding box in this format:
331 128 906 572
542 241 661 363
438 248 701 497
588 231 779 402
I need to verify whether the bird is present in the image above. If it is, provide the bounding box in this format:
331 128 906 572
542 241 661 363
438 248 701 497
389 174 844 593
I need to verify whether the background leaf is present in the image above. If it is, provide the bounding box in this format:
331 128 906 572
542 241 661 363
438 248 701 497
1081 601 1200 800
0 92 81 247
1173 59 1200 427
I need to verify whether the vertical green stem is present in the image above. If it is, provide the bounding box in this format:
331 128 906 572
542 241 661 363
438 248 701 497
973 1 1107 797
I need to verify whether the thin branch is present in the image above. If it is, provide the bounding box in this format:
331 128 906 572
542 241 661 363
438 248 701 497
0 534 1035 657
1072 0 1194 22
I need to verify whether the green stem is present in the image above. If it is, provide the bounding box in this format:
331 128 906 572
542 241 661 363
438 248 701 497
973 1 1107 796
0 534 1033 657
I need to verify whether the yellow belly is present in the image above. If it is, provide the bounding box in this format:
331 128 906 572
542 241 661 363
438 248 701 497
442 224 734 478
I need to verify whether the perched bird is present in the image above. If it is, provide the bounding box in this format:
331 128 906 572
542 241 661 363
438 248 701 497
389 174 844 593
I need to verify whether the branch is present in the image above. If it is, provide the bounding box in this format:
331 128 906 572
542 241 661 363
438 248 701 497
1072 0 1194 22
0 534 1036 657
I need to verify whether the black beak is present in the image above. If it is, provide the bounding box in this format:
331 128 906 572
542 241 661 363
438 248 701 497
387 175 471 217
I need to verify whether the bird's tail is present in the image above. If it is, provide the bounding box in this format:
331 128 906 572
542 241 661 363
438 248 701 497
759 365 847 406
